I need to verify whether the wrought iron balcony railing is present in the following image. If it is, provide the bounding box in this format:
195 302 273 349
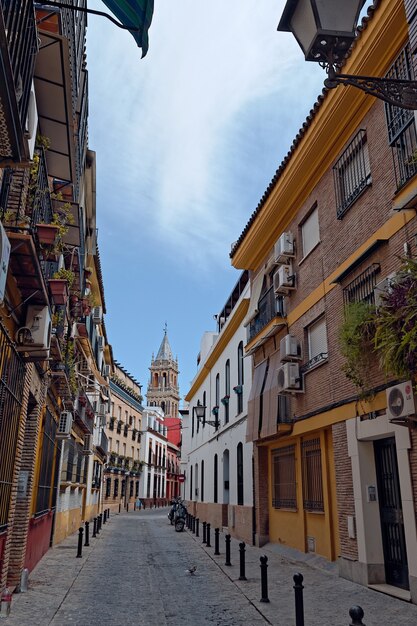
247 287 285 342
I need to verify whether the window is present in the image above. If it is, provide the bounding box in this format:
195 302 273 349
213 454 218 503
201 460 204 502
35 409 57 515
333 130 371 218
189 465 193 501
306 316 328 369
105 478 111 498
385 45 417 189
237 341 244 414
277 395 291 424
130 480 134 498
135 481 139 498
302 438 324 512
224 359 230 424
114 478 119 498
121 479 126 498
343 263 380 305
203 391 206 427
272 445 296 509
300 206 319 258
237 443 244 506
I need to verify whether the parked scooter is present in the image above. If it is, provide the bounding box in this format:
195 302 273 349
168 497 187 531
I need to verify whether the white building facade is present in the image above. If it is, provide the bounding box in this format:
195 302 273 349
139 407 168 506
184 272 254 543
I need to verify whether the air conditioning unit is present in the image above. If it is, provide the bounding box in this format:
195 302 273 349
273 264 295 294
386 381 415 422
92 306 102 324
374 273 396 307
274 232 295 264
57 411 73 438
103 364 111 378
277 362 303 393
0 221 11 305
82 434 93 455
25 81 38 160
16 305 51 357
280 335 302 361
97 335 105 351
97 402 106 417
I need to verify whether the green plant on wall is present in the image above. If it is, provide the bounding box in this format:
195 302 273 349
374 257 417 380
339 301 376 396
53 268 75 289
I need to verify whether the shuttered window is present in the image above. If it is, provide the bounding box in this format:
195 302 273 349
301 206 320 257
302 438 324 512
308 317 328 361
272 445 297 509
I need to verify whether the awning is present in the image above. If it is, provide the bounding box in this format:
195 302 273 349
101 0 154 56
34 30 76 183
243 270 264 327
246 359 268 443
260 351 280 439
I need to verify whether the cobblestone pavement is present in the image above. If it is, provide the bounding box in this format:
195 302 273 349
4 508 417 625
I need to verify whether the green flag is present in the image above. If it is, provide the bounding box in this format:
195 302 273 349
101 0 154 56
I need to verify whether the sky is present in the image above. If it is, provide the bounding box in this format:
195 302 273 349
86 0 325 401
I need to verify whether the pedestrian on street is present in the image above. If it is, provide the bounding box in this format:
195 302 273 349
136 498 142 510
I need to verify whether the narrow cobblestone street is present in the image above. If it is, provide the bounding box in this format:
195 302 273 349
5 508 417 626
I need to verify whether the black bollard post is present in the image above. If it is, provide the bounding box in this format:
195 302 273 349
196 518 200 537
202 521 207 544
293 573 304 626
239 542 247 581
76 527 83 558
214 528 220 555
103 510 107 524
98 513 103 531
186 513 189 529
119 502 121 513
192 516 196 533
349 606 366 626
260 555 269 603
107 508 110 519
225 534 232 566
126 502 129 513
96 514 101 534
92 517 97 538
206 523 211 547
84 521 90 547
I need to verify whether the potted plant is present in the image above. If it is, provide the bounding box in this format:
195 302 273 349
221 395 230 405
48 278 69 306
36 222 59 245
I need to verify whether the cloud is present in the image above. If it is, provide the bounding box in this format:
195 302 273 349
88 1 323 271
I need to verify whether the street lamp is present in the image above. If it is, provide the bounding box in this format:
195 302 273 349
278 0 417 110
193 401 219 428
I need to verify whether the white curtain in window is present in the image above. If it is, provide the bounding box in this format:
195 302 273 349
308 317 328 360
302 207 320 257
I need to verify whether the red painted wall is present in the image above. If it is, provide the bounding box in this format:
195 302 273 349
0 530 7 578
164 417 181 447
24 512 53 572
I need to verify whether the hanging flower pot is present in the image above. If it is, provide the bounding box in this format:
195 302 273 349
48 278 69 305
36 223 59 246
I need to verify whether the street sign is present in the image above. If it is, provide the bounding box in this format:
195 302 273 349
178 474 185 483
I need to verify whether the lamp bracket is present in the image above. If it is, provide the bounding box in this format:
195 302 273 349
324 65 417 110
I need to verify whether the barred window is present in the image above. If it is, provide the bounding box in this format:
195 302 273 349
114 478 119 498
105 478 111 498
385 45 417 189
135 481 139 498
272 445 297 509
35 409 58 515
333 130 371 218
302 438 324 512
342 263 380 305
129 480 134 498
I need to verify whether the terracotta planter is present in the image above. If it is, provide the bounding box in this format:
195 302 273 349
36 223 59 246
48 279 68 305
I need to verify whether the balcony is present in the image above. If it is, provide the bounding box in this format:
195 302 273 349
0 1 38 162
247 287 286 344
96 430 108 456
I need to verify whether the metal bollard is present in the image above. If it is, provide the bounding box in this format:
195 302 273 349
349 606 366 626
214 528 220 555
99 513 103 532
92 517 97 538
76 527 83 558
293 573 304 626
260 555 269 603
196 518 200 537
103 510 107 524
206 523 211 547
186 513 189 528
225 534 232 566
202 521 207 543
107 508 110 519
239 542 247 581
126 503 129 513
96 515 101 534
84 521 90 547
192 516 196 533
119 502 121 513
20 568 29 593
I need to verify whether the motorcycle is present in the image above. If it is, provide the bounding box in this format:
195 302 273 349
168 498 187 532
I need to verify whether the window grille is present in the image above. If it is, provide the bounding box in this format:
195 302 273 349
237 342 244 414
121 479 126 498
213 454 218 503
385 45 417 188
0 322 25 529
333 130 371 218
105 478 111 498
129 480 134 498
272 445 297 509
135 481 139 498
302 438 324 512
277 395 291 424
35 409 58 515
114 478 119 498
343 263 380 306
